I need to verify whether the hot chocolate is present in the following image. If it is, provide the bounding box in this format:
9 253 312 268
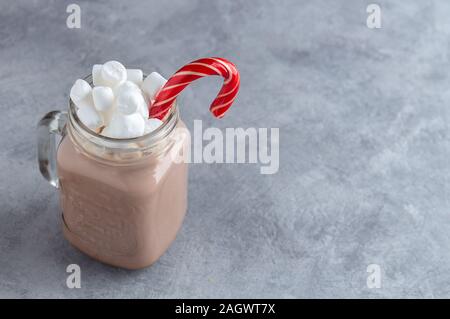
57 113 189 269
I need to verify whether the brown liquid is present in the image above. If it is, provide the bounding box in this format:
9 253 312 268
57 123 189 269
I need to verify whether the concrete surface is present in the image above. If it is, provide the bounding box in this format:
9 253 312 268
1 0 450 298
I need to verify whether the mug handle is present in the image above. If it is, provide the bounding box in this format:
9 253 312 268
37 111 68 188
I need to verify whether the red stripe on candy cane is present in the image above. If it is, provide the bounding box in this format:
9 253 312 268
153 96 177 107
216 77 240 98
188 62 225 77
149 57 240 120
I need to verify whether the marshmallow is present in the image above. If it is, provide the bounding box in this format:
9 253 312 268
138 101 149 119
102 112 145 139
101 61 127 87
77 104 104 131
100 108 114 126
116 89 147 116
92 86 114 112
144 118 163 134
92 64 107 87
72 61 158 139
70 79 92 103
114 80 140 97
126 69 143 86
74 94 95 110
141 72 167 100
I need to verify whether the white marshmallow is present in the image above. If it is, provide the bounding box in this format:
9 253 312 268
101 60 127 87
77 104 104 131
116 89 147 116
126 69 143 85
92 86 114 112
100 102 118 125
70 79 92 103
114 80 141 97
138 100 149 119
141 72 167 100
144 118 163 134
102 112 145 139
74 94 94 109
92 64 107 86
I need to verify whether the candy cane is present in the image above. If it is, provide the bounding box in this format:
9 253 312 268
149 57 240 120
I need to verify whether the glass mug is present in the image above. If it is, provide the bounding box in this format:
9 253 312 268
37 74 190 269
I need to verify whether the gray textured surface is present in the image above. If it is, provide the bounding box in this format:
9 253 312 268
1 0 450 298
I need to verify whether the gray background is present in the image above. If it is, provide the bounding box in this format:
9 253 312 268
0 0 449 298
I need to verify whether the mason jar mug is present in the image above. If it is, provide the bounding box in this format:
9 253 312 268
37 75 190 269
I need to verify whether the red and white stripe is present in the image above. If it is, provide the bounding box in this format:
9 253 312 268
149 57 240 119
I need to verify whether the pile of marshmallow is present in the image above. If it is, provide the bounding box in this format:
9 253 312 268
69 60 168 138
